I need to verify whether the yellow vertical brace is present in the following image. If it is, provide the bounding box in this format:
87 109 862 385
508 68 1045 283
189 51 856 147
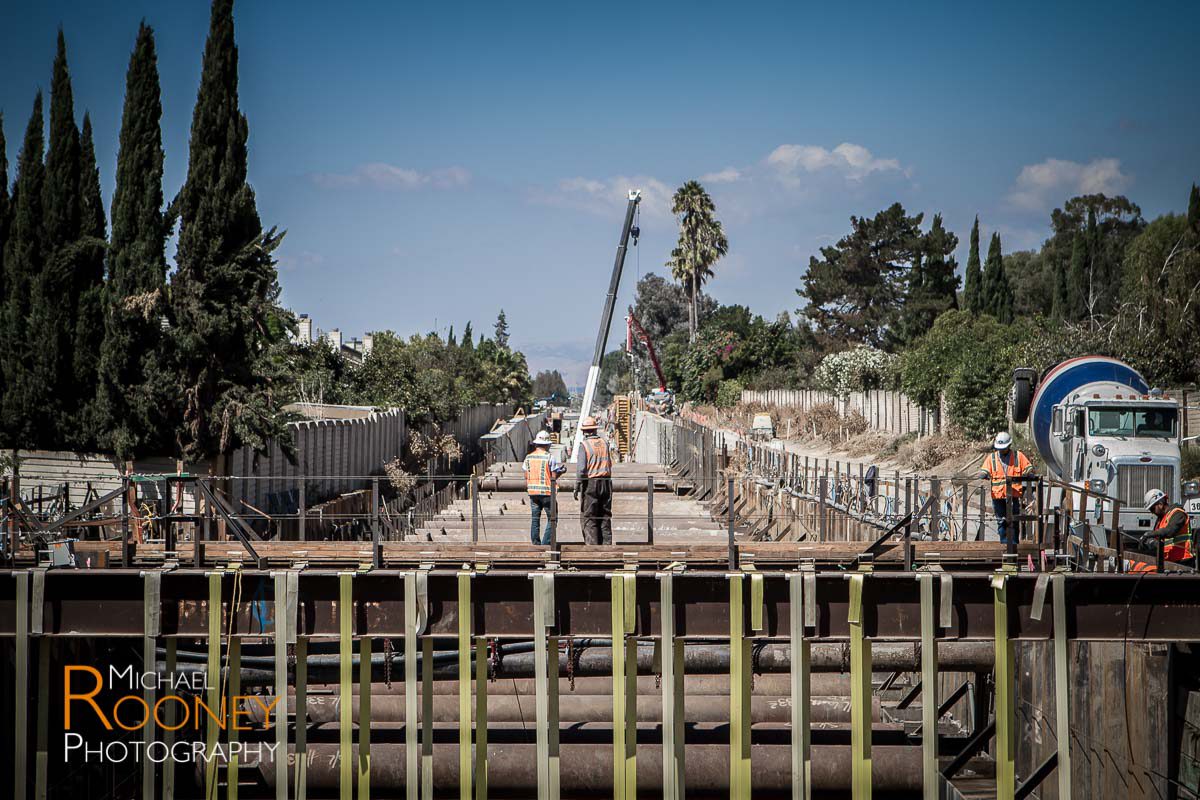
404 573 420 800
36 637 49 800
611 573 637 800
295 636 309 800
659 573 684 800
207 572 222 798
992 570 1016 799
919 574 937 800
273 572 291 800
788 573 811 800
421 636 434 800
475 636 488 800
459 572 474 800
14 572 28 800
728 573 752 799
143 571 161 800
533 573 560 800
359 636 372 799
340 573 353 799
228 637 241 800
1052 573 1072 800
164 638 178 800
849 570 872 800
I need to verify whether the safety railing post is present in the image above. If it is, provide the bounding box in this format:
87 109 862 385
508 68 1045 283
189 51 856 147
299 475 307 541
549 478 559 557
121 476 132 568
471 475 479 544
646 475 654 545
727 477 737 569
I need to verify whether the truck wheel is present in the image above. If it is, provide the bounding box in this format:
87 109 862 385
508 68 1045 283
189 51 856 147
1011 374 1033 423
1011 367 1037 423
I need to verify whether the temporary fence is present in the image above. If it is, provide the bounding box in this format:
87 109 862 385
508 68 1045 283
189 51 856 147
740 387 941 436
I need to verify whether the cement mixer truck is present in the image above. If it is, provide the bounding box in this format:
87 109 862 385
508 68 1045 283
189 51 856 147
1011 356 1198 533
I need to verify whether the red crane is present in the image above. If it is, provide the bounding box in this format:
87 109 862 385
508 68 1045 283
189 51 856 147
625 313 667 393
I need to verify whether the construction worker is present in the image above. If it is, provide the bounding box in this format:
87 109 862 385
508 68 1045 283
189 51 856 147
573 416 613 545
1141 488 1194 564
976 431 1033 545
523 431 565 546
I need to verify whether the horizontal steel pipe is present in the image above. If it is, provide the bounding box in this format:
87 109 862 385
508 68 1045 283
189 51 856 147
251 742 934 794
246 693 878 726
165 641 989 686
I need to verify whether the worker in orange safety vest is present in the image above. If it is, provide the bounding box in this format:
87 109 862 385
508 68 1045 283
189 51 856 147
975 431 1033 545
523 431 565 545
1140 488 1194 565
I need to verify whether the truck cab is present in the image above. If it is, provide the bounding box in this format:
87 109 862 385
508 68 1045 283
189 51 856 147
1050 393 1181 531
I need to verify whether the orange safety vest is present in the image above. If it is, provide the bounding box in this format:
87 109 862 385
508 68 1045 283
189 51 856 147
982 450 1032 499
582 437 612 478
523 451 553 496
1157 505 1193 563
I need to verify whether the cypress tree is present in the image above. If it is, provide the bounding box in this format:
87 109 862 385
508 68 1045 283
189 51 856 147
97 22 171 459
170 0 285 461
1049 258 1070 321
1066 232 1087 321
1189 184 1199 234
0 95 47 446
69 113 107 448
494 309 510 349
898 213 958 342
460 321 474 352
982 232 1013 323
0 115 9 418
962 216 983 313
26 30 87 446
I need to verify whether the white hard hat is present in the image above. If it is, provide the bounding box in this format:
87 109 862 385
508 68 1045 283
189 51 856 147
533 431 552 446
993 432 1013 450
580 416 599 430
1144 488 1167 508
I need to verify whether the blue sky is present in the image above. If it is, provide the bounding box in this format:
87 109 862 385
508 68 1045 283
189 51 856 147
2 0 1198 383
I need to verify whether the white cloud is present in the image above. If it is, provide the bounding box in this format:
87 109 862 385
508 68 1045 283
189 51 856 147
311 162 472 190
276 249 325 272
1007 157 1131 211
766 142 902 185
543 175 675 219
699 167 742 184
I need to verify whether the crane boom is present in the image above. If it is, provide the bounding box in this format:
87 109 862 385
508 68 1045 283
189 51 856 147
571 190 641 462
626 313 667 393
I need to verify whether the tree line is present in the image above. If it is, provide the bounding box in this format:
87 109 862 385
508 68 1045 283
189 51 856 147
603 176 1200 440
0 1 284 463
0 1 539 463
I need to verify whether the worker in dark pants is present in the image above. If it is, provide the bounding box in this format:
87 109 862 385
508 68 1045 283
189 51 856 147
976 431 1033 545
523 431 565 545
573 416 613 545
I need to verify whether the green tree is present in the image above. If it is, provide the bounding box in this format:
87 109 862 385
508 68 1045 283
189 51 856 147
798 202 923 349
1004 250 1051 318
1 95 47 447
29 31 84 446
1120 213 1200 384
97 22 172 458
1189 184 1199 234
1065 232 1087 319
493 309 510 349
962 216 983 313
532 370 569 400
1043 194 1143 321
667 180 728 341
169 0 286 460
0 115 9 420
981 232 1013 323
897 213 959 343
460 321 474 353
1048 256 1069 320
69 113 107 448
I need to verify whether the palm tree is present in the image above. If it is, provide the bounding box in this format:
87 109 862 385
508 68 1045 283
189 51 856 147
667 181 728 341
